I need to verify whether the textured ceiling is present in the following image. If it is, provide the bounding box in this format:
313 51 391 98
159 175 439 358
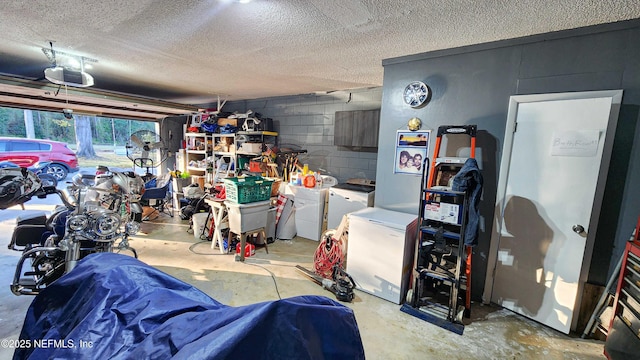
0 0 639 108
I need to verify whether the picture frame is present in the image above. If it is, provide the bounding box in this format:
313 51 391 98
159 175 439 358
394 130 430 175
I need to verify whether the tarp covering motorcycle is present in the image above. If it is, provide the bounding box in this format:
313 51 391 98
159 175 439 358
14 253 365 359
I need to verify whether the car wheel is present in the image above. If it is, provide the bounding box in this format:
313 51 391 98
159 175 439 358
46 164 68 181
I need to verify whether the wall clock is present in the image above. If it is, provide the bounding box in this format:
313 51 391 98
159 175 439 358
403 81 429 107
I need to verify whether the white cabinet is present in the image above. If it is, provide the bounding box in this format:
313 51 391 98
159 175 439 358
284 184 328 241
346 207 418 304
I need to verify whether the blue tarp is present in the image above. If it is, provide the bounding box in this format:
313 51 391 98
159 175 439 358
14 253 365 359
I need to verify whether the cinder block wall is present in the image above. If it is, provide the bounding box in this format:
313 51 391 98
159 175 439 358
219 87 382 183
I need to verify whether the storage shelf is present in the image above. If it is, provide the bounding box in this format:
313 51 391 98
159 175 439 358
187 166 207 172
423 188 466 196
418 268 458 283
186 128 278 187
186 150 208 154
420 226 461 240
237 131 278 137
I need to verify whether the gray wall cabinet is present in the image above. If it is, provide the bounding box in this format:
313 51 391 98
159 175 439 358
334 109 380 147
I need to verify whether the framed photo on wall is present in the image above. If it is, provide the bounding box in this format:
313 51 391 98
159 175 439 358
394 130 430 175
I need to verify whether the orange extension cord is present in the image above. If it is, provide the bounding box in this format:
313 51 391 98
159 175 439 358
313 230 344 279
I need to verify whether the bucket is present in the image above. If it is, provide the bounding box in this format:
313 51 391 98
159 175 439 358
236 242 255 258
192 212 209 239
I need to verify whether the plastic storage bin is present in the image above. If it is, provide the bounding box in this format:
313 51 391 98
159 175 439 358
225 200 271 233
223 176 274 204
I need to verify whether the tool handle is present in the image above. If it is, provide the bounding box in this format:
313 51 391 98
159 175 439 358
322 278 335 290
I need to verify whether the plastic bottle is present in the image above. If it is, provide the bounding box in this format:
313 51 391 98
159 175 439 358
304 174 316 188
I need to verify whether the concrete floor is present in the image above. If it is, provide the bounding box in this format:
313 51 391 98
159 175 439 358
0 200 607 359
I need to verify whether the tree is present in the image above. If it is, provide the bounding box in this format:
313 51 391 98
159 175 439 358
74 115 97 158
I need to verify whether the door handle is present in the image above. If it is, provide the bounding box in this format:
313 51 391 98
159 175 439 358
572 224 585 235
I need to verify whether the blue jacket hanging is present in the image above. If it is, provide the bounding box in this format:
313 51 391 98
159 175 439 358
452 158 483 246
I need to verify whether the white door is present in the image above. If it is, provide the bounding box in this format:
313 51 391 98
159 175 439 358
485 90 622 334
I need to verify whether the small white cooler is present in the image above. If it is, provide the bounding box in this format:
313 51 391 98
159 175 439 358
346 207 418 304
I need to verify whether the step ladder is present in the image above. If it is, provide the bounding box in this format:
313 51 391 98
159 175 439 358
427 125 477 190
429 125 476 316
401 124 477 335
582 215 640 339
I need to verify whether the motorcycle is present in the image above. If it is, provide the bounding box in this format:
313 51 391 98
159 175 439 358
71 166 145 223
2 166 145 296
0 160 58 188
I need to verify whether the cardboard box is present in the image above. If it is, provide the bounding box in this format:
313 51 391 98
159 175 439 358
424 201 461 225
240 142 263 153
217 118 237 127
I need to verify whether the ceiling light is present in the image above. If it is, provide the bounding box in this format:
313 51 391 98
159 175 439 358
237 0 252 3
41 45 97 88
44 67 94 87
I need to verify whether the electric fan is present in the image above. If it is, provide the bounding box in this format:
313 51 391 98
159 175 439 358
126 130 168 177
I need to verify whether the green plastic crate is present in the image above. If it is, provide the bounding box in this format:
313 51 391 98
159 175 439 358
223 176 274 204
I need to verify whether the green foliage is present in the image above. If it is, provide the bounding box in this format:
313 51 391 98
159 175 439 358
0 107 157 145
0 107 27 136
33 111 76 143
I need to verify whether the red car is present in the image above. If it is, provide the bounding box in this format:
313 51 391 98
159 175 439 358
0 137 79 181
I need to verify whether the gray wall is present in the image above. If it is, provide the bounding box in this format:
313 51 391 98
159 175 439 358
159 115 189 173
219 88 382 182
377 19 640 299
195 19 640 301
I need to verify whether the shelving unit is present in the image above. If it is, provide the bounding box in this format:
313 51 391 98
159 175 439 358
184 133 212 184
184 131 278 185
210 133 237 182
234 131 278 174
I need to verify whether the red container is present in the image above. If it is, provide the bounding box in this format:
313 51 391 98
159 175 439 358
236 242 255 258
303 175 316 188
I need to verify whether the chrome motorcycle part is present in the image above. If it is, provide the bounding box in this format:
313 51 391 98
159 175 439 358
125 221 141 236
93 213 121 237
7 167 142 295
68 215 89 231
11 246 60 295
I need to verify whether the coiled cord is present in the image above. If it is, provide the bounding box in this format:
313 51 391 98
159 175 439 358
314 230 344 279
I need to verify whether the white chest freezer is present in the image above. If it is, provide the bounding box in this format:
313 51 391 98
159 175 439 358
346 207 418 304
